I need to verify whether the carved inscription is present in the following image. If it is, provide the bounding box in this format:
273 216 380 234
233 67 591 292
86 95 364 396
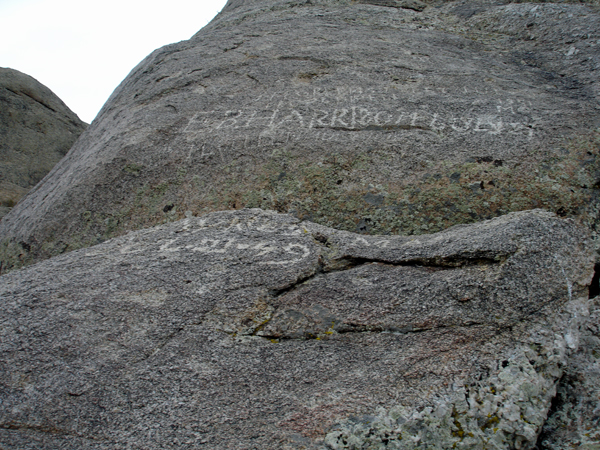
133 216 316 266
182 106 537 138
158 236 311 265
154 87 548 163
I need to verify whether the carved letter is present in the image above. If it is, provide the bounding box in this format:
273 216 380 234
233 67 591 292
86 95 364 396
356 108 372 126
216 111 242 129
429 113 446 132
276 110 305 128
309 110 330 128
375 111 393 126
450 118 473 132
330 109 349 127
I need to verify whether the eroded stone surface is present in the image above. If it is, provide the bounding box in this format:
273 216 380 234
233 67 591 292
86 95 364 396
0 209 593 449
1 0 600 269
1 1 599 446
0 68 87 219
536 296 600 449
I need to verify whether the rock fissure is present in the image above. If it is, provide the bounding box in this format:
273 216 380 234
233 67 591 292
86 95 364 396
267 261 325 299
254 320 491 342
4 87 57 114
323 254 508 272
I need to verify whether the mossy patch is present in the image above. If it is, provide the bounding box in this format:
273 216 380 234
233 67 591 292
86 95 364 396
2 130 599 273
191 129 600 239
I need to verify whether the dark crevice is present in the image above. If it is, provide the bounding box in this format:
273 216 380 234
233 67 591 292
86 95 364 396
256 321 489 342
327 253 508 271
534 373 568 450
267 242 507 307
224 41 244 52
357 0 426 12
247 238 511 343
336 321 486 335
314 124 432 133
206 237 510 344
268 259 326 299
589 262 600 299
5 88 57 113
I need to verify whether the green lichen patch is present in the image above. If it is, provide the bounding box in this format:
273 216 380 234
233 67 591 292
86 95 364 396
2 131 599 273
189 129 600 239
122 162 144 176
324 345 565 449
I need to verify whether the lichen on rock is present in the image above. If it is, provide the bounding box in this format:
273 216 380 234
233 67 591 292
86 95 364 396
324 298 590 450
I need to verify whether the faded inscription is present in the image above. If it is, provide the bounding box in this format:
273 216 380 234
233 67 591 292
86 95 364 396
128 217 316 266
149 85 549 164
158 236 311 265
182 105 537 138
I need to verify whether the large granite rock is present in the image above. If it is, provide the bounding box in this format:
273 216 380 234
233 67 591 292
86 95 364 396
0 209 594 449
0 2 599 447
0 68 87 220
1 0 599 269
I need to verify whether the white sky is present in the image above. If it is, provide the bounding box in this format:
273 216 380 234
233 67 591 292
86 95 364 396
0 0 228 123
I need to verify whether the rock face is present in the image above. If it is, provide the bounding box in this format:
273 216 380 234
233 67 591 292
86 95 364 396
1 2 599 448
0 68 87 220
537 296 600 448
0 209 594 449
1 0 600 269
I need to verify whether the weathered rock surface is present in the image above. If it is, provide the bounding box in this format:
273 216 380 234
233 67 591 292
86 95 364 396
536 295 600 448
1 0 600 269
1 1 599 447
0 68 87 220
0 209 594 449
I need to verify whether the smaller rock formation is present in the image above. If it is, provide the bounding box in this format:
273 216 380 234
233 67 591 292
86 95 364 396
0 68 87 219
0 208 593 449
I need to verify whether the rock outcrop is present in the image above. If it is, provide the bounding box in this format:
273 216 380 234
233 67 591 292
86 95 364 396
536 294 600 448
0 68 87 220
0 209 594 449
1 1 600 447
1 0 599 269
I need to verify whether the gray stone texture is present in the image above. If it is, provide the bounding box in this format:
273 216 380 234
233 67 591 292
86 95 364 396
0 68 87 220
1 0 600 270
1 1 600 447
536 295 600 448
0 209 594 449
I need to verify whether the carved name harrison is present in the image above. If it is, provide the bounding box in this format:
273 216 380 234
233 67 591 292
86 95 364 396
182 104 538 139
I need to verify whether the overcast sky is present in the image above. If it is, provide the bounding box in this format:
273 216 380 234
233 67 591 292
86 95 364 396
0 0 228 123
